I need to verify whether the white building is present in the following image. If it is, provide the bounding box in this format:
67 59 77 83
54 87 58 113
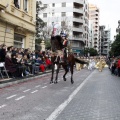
99 26 111 56
89 4 99 51
40 0 89 55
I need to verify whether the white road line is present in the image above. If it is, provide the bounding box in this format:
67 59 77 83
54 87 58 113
23 89 31 93
46 70 95 120
44 83 47 85
15 96 25 101
35 85 41 88
31 90 38 93
50 83 54 85
42 86 47 88
0 104 6 109
6 94 17 99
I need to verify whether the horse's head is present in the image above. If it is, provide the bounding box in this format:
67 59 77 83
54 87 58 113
51 35 63 52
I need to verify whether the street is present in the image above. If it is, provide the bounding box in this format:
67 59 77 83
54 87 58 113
0 68 120 120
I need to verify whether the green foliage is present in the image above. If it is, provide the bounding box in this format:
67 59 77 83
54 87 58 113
36 1 46 44
84 47 98 56
110 34 120 57
45 39 51 49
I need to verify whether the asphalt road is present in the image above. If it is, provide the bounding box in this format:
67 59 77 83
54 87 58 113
0 68 92 120
0 68 119 120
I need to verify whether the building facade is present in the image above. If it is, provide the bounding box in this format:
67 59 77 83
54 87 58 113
40 0 89 55
99 26 111 56
0 0 36 50
89 4 99 52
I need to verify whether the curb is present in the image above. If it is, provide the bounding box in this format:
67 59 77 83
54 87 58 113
0 69 63 89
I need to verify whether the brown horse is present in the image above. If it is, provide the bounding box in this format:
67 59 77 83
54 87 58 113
50 35 87 84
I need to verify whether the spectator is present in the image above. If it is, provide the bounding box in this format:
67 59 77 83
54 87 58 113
117 57 120 77
0 44 6 62
5 52 17 78
35 57 45 72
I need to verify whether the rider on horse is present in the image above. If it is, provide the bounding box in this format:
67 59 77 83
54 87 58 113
60 32 68 63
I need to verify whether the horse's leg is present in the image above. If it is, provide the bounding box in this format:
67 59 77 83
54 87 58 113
70 65 74 84
50 64 54 84
54 64 60 84
62 65 69 81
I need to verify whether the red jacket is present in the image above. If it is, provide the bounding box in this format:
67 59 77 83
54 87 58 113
117 59 120 68
45 58 51 66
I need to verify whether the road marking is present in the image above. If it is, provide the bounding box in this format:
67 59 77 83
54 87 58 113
6 94 17 99
31 90 38 93
15 96 25 101
23 89 31 93
35 85 41 88
42 86 47 88
46 71 95 120
44 82 47 85
0 104 6 109
50 83 54 85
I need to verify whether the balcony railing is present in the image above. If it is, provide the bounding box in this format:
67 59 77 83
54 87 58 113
73 0 84 5
73 17 83 23
73 8 83 14
73 26 83 32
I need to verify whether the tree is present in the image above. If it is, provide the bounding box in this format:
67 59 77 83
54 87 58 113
61 17 72 37
110 34 120 57
36 1 46 45
84 47 98 56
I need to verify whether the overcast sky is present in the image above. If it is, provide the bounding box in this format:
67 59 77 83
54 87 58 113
88 0 119 40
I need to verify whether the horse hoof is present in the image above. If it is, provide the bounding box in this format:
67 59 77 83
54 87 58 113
50 81 53 84
63 77 66 81
54 81 58 84
71 81 74 84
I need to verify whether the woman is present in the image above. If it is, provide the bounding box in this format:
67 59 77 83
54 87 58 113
5 52 17 78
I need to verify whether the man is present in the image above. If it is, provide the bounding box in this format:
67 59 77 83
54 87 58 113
60 33 68 63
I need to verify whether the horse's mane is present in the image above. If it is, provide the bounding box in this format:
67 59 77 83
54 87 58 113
51 35 63 51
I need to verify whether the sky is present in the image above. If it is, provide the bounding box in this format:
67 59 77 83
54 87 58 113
88 0 120 41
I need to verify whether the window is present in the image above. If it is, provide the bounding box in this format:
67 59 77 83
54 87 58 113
61 21 65 26
52 12 55 16
43 13 47 18
14 0 20 9
62 2 66 7
44 4 47 8
23 0 29 12
14 34 24 48
61 12 66 17
52 3 55 7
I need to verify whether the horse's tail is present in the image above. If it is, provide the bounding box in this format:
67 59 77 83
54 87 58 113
74 58 88 65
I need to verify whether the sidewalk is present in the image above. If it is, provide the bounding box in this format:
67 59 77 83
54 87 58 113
0 69 53 88
56 68 120 120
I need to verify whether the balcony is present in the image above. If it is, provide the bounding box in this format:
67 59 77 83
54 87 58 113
0 0 7 11
72 36 83 42
73 8 83 15
73 17 83 24
73 26 83 33
73 0 84 6
10 4 33 23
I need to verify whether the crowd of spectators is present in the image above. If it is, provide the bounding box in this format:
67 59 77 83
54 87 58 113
0 44 52 78
107 56 120 77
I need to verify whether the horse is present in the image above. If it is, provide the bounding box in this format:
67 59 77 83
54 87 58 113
50 35 88 84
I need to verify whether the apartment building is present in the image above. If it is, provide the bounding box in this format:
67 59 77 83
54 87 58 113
99 26 111 56
88 20 94 48
0 0 36 50
89 4 99 52
40 0 89 55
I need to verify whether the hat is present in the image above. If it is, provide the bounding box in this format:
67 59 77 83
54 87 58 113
60 33 66 37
